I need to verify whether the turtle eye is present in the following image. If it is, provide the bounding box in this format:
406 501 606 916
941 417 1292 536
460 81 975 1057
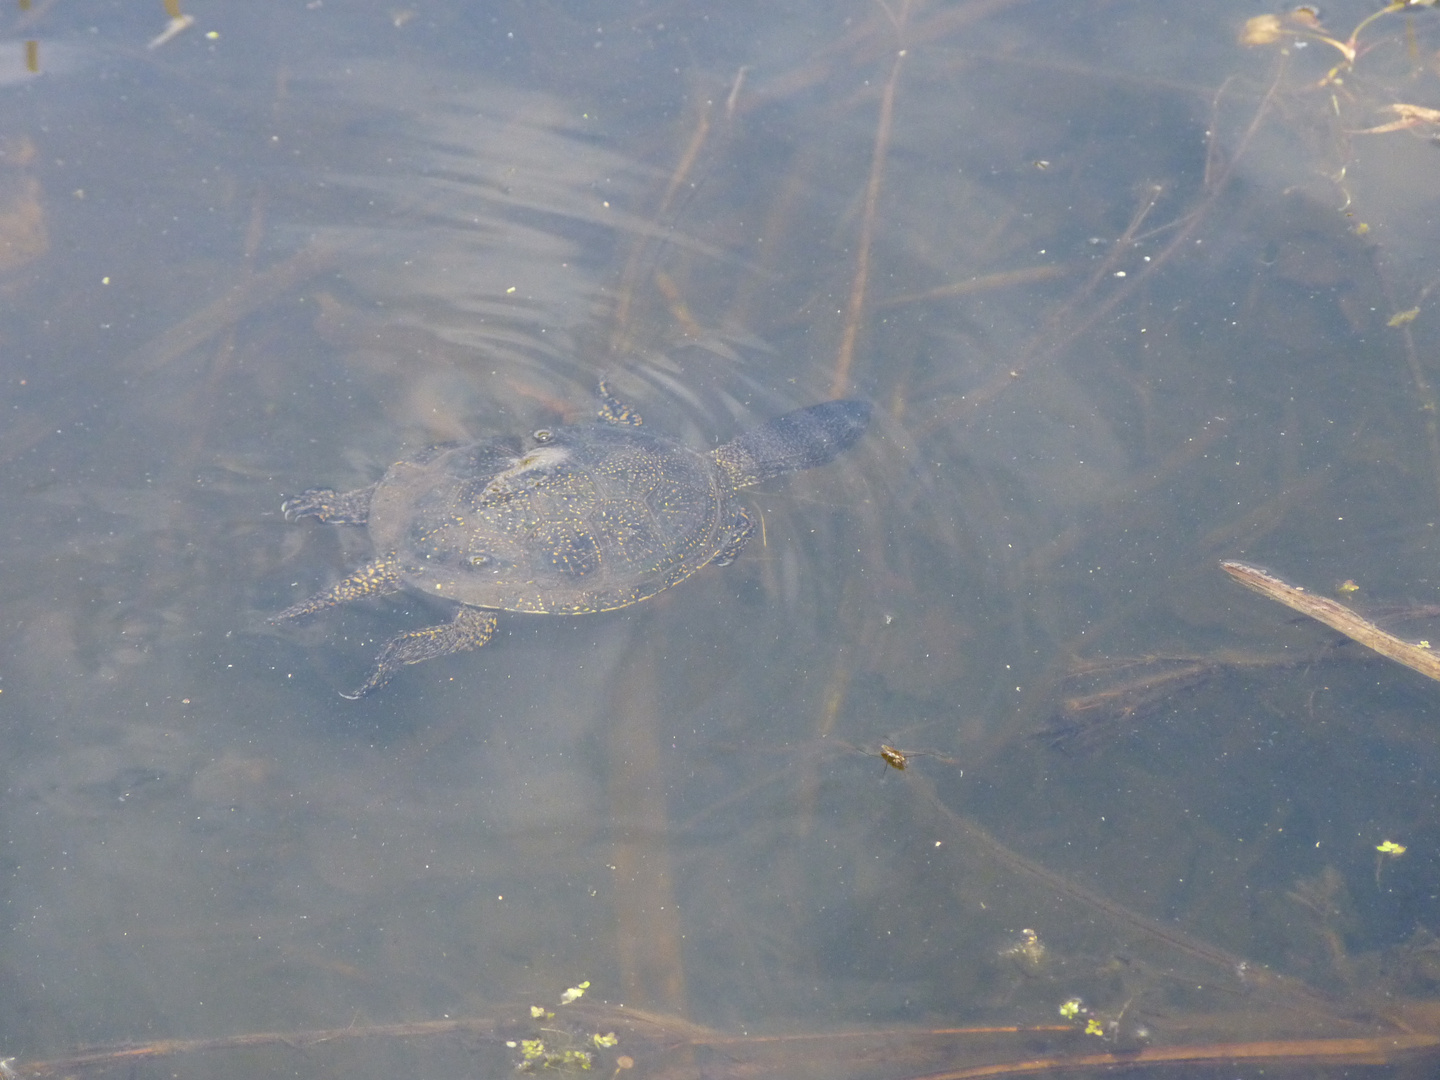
532 428 555 444
468 553 492 568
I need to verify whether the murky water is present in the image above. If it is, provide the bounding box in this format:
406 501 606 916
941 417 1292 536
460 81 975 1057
3 1 1440 1077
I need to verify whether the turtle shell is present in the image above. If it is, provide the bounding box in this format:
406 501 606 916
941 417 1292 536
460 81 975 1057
366 423 735 615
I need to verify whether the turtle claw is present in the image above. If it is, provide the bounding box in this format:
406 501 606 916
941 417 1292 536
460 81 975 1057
281 488 335 521
281 485 374 525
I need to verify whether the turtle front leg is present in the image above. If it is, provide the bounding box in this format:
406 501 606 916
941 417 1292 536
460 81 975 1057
343 605 499 699
272 556 405 620
282 484 376 525
711 507 755 567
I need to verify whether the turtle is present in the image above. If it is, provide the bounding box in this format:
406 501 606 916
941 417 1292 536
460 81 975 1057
273 384 870 696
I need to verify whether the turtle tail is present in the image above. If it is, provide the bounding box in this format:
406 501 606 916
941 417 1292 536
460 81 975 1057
712 399 871 488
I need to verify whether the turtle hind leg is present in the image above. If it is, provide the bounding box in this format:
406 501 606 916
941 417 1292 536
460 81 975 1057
343 606 499 699
271 556 404 621
282 485 376 525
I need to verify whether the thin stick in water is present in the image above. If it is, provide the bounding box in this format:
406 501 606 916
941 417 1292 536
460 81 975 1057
1221 560 1440 683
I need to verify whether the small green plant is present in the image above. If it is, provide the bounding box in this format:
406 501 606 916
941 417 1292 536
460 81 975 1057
505 981 619 1072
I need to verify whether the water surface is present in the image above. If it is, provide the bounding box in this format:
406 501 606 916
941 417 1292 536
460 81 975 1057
3 2 1440 1077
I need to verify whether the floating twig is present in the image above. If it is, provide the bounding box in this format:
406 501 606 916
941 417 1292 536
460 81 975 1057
1221 561 1440 683
147 14 194 50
